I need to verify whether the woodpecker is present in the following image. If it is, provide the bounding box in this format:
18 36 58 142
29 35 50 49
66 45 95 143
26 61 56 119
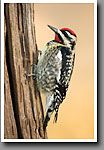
27 25 77 131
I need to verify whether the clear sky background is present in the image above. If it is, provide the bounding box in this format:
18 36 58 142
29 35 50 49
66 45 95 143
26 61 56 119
34 3 94 139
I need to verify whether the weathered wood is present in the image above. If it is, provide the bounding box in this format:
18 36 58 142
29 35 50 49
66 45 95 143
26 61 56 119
4 3 47 139
4 15 18 139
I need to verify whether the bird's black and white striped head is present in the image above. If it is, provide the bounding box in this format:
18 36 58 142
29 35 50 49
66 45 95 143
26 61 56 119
48 25 77 48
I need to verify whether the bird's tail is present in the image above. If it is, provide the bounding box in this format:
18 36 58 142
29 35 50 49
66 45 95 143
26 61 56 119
43 107 54 131
43 101 60 131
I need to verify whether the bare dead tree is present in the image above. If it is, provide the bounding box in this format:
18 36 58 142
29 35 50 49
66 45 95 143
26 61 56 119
4 3 47 139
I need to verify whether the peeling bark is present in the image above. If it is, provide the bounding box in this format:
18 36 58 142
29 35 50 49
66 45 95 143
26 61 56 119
4 3 47 139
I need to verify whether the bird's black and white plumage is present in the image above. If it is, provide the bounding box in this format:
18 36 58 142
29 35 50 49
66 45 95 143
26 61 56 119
35 25 77 131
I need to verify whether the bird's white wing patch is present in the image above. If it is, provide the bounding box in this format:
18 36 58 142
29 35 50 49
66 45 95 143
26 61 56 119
55 50 62 82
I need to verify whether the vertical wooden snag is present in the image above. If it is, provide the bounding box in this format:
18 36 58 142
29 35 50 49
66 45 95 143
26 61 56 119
4 3 47 139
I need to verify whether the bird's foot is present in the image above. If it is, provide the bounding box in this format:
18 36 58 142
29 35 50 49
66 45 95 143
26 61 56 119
26 73 36 79
26 63 37 80
37 50 42 56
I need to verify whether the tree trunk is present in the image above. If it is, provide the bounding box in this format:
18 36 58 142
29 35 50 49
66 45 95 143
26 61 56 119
4 3 47 139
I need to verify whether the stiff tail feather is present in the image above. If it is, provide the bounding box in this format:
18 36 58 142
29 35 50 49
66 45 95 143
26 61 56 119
43 108 54 131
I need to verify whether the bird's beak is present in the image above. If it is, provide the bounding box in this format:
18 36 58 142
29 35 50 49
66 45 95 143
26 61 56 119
48 25 59 34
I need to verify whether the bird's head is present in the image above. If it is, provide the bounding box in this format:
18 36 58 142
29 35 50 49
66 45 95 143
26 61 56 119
48 25 77 47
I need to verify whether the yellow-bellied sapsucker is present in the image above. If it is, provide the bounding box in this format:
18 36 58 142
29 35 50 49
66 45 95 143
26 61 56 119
27 25 77 131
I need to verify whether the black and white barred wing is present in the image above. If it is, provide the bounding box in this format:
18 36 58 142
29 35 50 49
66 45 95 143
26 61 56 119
53 46 75 122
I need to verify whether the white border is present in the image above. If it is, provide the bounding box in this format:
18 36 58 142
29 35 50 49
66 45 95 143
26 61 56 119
0 0 97 4
94 0 97 142
1 0 97 142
